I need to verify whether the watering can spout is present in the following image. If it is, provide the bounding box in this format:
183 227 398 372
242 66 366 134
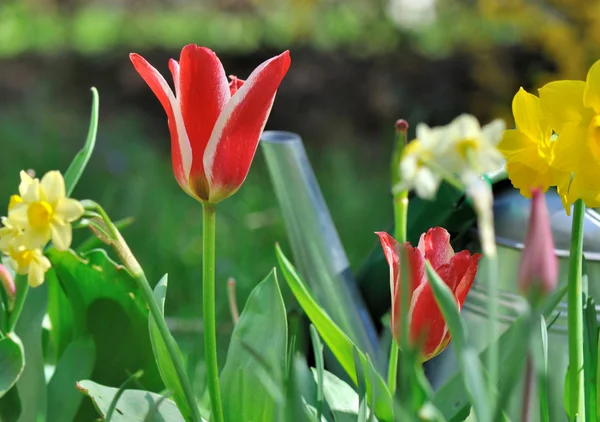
261 131 382 372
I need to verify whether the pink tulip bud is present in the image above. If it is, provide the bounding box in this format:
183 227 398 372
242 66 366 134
518 189 558 298
0 264 15 309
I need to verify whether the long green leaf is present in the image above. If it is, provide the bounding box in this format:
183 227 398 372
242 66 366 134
64 87 99 196
47 335 96 421
432 283 567 420
424 261 490 422
219 269 288 422
276 245 394 421
584 296 598 420
15 281 47 422
310 325 325 421
148 274 193 421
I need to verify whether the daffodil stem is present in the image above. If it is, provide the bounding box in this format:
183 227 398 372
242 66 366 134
86 203 202 422
388 191 408 394
567 199 585 421
202 203 224 422
8 275 28 332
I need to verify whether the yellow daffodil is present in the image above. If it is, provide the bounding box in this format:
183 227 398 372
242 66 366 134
9 170 83 251
0 216 23 253
8 246 51 288
537 59 600 208
498 88 570 199
443 114 506 178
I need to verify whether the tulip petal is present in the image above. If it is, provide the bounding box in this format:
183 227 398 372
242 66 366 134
179 45 230 199
450 252 481 307
129 53 192 193
203 51 291 203
376 232 401 336
409 264 457 360
417 227 454 269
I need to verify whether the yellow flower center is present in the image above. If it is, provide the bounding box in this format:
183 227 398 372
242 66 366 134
588 115 600 162
12 248 33 269
8 195 22 211
28 201 53 230
456 138 479 159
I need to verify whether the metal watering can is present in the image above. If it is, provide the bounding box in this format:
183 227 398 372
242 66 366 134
427 184 600 421
260 130 599 420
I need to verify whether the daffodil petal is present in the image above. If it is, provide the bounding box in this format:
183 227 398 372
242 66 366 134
481 119 505 146
41 171 66 205
18 171 35 197
512 88 544 141
498 130 534 158
55 198 84 222
28 252 50 288
51 222 72 251
21 179 41 203
8 203 30 227
584 59 600 113
550 124 588 172
414 169 440 199
448 114 481 140
539 80 586 133
22 227 51 250
505 162 552 196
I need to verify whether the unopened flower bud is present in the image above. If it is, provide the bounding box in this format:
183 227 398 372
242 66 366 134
518 189 558 299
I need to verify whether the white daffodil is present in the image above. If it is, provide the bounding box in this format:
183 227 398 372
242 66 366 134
9 171 84 251
396 123 449 199
443 114 506 175
8 246 51 287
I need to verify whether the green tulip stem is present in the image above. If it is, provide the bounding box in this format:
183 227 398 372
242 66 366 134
388 122 409 394
202 203 224 422
567 198 586 421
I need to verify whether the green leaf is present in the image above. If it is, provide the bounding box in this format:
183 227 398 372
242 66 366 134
77 380 189 422
584 296 598 421
15 281 47 422
64 87 99 197
318 369 361 422
0 333 24 398
149 274 193 421
219 268 288 422
46 248 163 417
432 283 567 420
531 315 550 422
0 386 20 422
424 261 490 422
47 335 96 422
276 245 394 421
310 324 325 421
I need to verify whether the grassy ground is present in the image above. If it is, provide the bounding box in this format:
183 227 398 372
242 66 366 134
0 99 393 385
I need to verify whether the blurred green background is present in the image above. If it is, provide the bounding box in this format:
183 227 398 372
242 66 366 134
0 0 598 386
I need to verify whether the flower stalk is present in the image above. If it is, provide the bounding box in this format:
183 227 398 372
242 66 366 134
567 198 586 420
202 203 224 422
84 202 202 422
388 119 409 394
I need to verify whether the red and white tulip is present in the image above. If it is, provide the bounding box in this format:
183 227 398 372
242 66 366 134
130 45 291 203
377 227 481 360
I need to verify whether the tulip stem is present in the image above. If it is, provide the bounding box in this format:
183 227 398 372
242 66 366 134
567 199 585 421
202 203 224 422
